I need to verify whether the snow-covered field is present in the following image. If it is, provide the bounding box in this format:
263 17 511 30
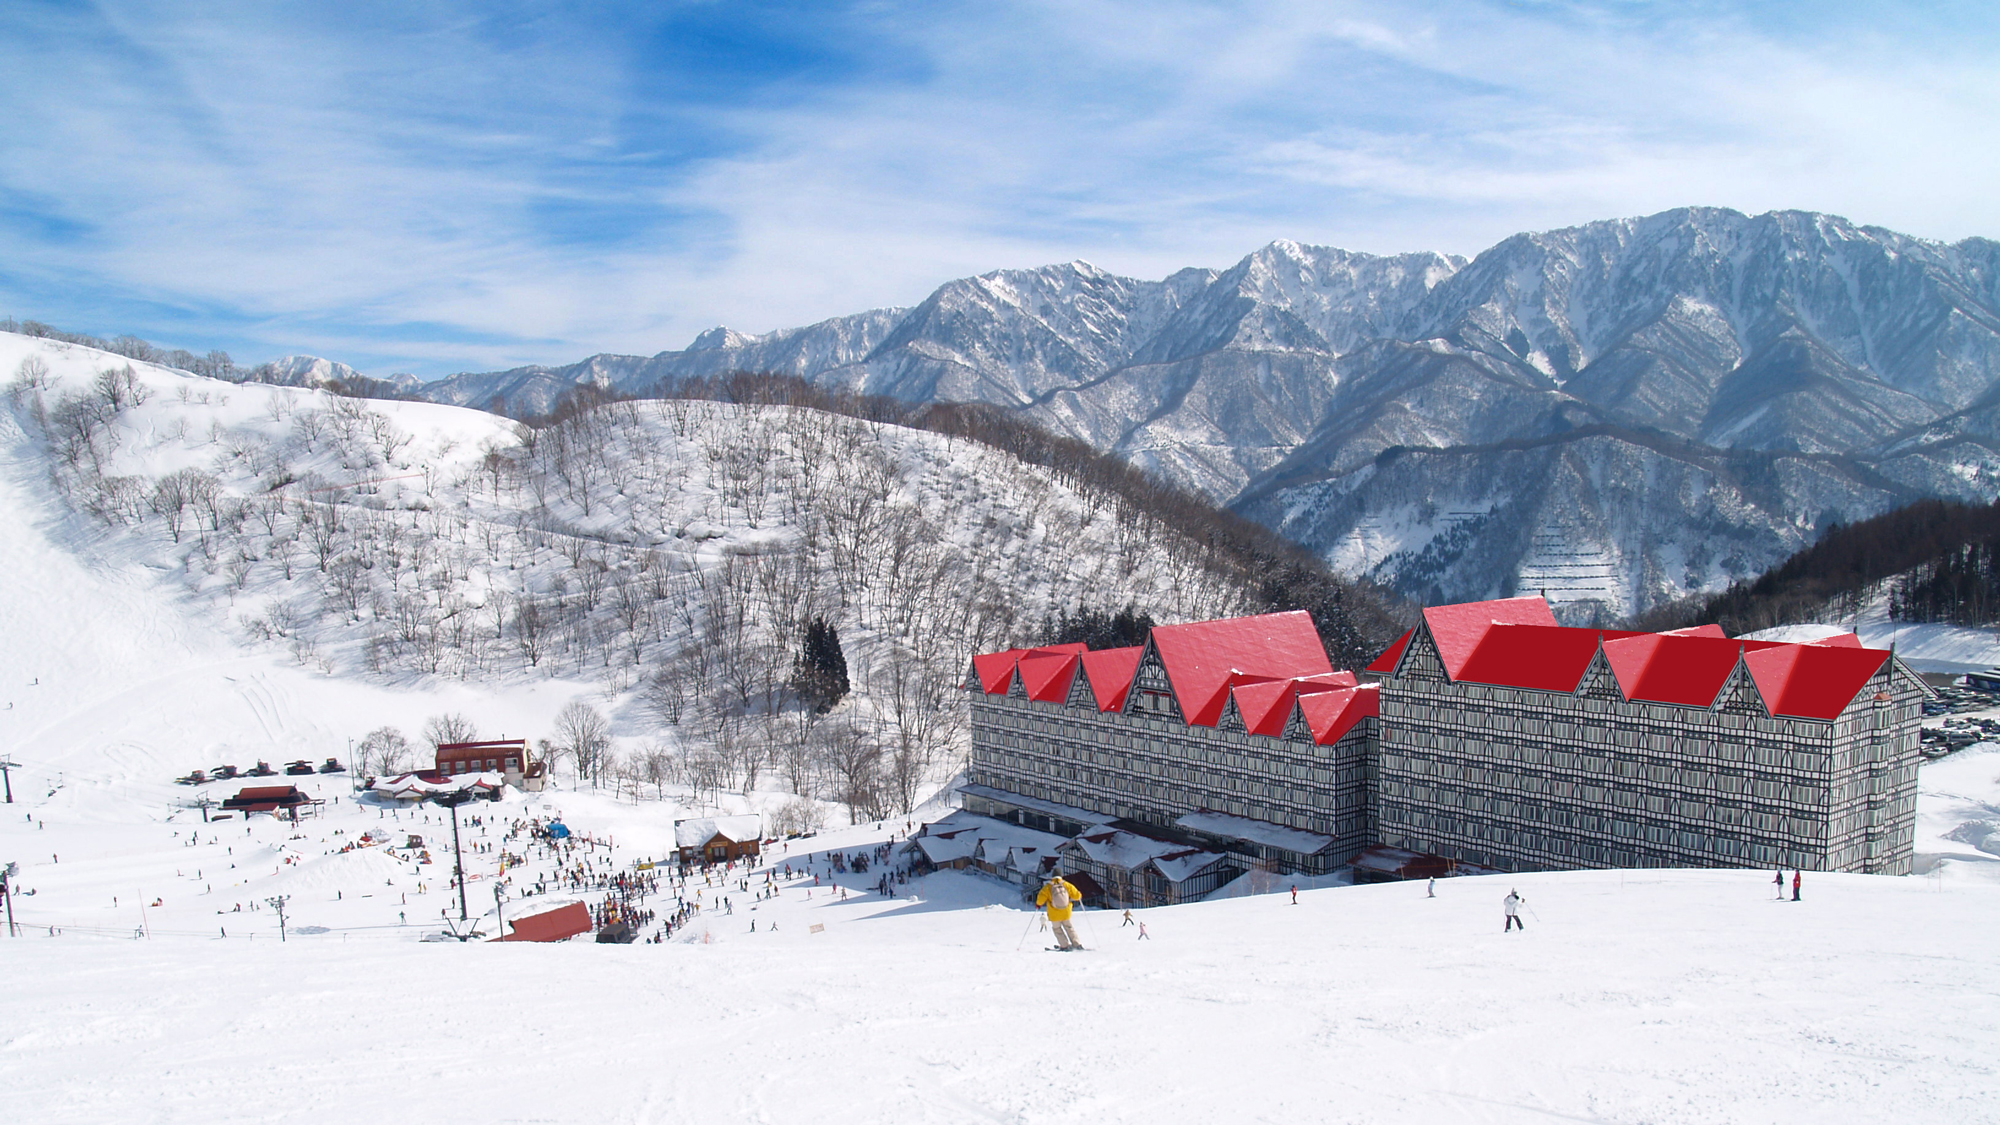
4 332 2000 1121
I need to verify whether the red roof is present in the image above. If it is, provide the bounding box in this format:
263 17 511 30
1016 647 1084 703
1386 596 1897 720
1149 611 1333 728
1744 643 1891 720
1422 597 1560 679
1366 629 1413 675
495 901 593 943
1456 624 1642 693
1231 672 1359 737
971 649 1027 693
1078 647 1142 711
1601 633 1742 706
1296 683 1378 744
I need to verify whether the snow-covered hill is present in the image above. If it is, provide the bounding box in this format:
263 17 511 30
411 208 2000 621
0 330 1276 815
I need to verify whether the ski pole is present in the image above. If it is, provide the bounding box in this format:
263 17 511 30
1015 912 1038 951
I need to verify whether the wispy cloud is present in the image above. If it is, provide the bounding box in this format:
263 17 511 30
1 0 1996 376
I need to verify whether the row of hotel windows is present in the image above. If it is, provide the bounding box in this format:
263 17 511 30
985 734 1362 791
443 757 517 774
1384 805 1800 867
1381 750 1833 803
1385 721 1839 775
1379 781 1827 841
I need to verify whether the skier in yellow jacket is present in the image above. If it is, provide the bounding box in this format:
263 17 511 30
1037 873 1084 951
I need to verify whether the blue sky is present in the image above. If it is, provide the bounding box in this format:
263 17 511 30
2 0 1997 378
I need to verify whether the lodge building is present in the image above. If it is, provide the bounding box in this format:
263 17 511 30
964 596 1926 881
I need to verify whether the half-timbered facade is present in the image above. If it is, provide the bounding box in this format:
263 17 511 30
1366 598 1926 875
965 611 1379 875
966 597 1926 881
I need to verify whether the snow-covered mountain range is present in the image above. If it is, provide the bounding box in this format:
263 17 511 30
381 207 2000 620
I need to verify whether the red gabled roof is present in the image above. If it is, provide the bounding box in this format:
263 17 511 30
1744 644 1891 720
1149 611 1333 728
1601 633 1746 707
1231 671 1358 737
1296 683 1378 744
1016 648 1084 703
1422 597 1560 679
1809 632 1864 649
1078 647 1142 712
971 649 1027 693
1366 629 1413 675
1455 624 1637 693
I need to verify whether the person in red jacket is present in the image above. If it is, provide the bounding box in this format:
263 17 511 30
1792 871 1802 902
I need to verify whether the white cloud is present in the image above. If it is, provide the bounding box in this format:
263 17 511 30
1 1 1996 376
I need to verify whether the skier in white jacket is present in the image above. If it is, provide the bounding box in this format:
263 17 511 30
1503 889 1526 932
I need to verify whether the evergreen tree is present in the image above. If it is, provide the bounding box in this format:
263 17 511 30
793 617 850 713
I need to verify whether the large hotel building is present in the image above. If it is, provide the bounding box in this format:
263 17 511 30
964 596 1925 882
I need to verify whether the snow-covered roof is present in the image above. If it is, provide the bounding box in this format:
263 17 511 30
1062 828 1207 872
908 810 1067 867
1149 848 1232 884
1174 810 1336 855
957 784 1111 828
675 815 763 848
369 771 504 799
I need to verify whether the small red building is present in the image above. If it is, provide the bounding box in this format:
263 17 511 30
220 785 322 818
494 901 592 942
674 815 764 865
435 739 543 790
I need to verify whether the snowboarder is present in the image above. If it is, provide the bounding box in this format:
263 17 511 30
1037 872 1084 951
1792 871 1802 902
1503 889 1526 932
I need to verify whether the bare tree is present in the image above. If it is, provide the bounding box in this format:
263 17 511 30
552 698 611 786
814 719 884 824
357 726 411 776
423 712 478 751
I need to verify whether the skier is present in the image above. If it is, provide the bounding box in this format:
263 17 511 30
1792 871 1802 902
1774 869 1785 899
1290 885 1298 905
1037 872 1084 951
1137 921 1149 940
1503 889 1526 932
1121 909 1134 927
1426 877 1436 899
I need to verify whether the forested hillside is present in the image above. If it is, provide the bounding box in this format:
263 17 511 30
0 331 1403 822
1641 498 2000 635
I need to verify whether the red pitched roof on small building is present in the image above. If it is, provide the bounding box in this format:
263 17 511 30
495 901 592 943
1148 611 1333 728
1456 624 1641 693
1078 647 1143 711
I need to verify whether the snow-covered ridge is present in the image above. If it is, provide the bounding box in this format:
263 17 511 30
396 207 2000 619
